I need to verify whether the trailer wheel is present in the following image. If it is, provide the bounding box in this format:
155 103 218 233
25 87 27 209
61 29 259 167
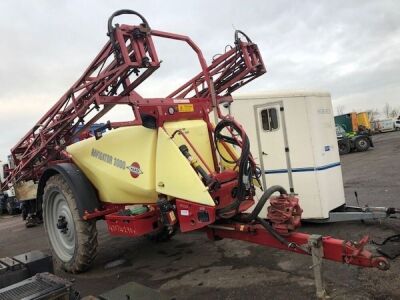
338 141 351 155
0 194 7 215
355 137 370 152
21 203 28 220
6 198 19 215
43 175 98 273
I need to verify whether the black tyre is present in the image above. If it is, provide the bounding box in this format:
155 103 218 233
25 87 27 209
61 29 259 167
355 137 370 152
43 175 98 273
6 198 19 215
146 226 175 242
21 203 28 220
0 196 4 215
338 140 351 155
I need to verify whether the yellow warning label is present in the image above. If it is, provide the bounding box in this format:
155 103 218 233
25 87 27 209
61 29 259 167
178 104 194 112
169 211 176 222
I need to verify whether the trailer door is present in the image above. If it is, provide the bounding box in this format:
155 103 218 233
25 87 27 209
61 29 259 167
254 103 292 192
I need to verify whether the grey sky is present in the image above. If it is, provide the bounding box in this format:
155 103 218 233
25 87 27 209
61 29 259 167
0 0 399 162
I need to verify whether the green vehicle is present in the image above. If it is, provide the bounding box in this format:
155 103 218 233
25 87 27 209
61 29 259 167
336 125 373 155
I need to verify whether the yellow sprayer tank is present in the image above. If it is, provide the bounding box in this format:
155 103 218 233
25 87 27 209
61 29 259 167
66 120 216 207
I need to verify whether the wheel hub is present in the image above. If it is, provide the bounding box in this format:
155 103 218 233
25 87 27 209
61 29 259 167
45 190 76 262
56 216 68 234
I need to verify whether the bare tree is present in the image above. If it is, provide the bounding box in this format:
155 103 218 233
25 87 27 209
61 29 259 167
382 103 391 118
389 107 400 118
366 108 380 122
336 105 345 116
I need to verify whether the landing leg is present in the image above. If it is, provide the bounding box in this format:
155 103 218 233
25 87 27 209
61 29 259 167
308 234 328 299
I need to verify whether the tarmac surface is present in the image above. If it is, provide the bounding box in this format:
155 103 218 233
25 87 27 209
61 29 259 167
1 131 400 299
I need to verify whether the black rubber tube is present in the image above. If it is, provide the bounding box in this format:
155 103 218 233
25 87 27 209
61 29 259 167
241 185 287 222
107 9 150 35
215 119 251 217
257 217 289 246
234 30 253 44
107 9 150 63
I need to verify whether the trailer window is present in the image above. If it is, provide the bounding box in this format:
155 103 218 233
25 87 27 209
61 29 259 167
261 108 278 131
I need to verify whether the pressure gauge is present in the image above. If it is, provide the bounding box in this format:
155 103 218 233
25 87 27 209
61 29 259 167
168 107 175 115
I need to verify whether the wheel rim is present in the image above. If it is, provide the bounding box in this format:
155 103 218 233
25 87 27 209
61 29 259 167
45 190 76 262
359 140 367 148
339 143 349 153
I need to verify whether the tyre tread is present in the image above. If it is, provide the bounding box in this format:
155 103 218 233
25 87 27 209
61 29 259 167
43 175 98 273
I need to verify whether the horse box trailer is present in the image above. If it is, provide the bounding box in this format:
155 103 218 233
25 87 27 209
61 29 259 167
224 91 345 219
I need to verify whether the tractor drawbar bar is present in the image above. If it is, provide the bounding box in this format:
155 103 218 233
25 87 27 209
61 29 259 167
207 221 389 270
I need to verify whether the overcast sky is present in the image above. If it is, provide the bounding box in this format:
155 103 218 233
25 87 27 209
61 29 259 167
0 0 399 162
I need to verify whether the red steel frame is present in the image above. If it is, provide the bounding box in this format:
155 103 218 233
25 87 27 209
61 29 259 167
2 11 390 271
207 223 389 270
2 21 264 188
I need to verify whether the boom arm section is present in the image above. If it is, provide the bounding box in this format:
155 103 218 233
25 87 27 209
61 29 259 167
167 30 265 99
2 10 265 188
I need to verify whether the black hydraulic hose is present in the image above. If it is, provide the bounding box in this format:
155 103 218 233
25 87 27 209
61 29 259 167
107 9 150 35
257 217 290 246
215 119 251 217
234 30 253 44
214 119 245 164
241 185 287 222
107 9 150 63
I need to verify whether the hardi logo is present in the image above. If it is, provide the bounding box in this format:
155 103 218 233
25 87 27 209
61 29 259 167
127 162 143 178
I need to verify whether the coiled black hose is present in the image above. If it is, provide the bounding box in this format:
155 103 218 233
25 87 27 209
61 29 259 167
107 9 150 65
234 30 253 44
213 120 292 247
107 9 150 37
215 119 252 217
213 119 287 225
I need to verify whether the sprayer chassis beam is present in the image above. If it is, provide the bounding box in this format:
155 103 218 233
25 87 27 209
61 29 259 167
207 222 389 270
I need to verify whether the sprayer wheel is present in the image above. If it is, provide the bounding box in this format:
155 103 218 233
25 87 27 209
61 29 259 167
43 175 98 273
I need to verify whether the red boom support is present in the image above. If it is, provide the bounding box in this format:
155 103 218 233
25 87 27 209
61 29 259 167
2 13 265 188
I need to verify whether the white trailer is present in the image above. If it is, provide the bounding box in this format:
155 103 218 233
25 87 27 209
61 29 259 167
223 91 345 220
372 119 396 133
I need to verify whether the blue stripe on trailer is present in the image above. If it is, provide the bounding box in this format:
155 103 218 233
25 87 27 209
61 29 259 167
264 162 341 174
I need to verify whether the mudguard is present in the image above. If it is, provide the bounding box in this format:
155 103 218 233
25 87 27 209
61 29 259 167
38 163 100 218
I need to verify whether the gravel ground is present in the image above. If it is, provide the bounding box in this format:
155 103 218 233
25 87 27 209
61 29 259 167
1 131 399 299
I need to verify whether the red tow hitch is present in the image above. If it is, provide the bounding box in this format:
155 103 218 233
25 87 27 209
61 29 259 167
206 223 389 270
207 194 389 271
